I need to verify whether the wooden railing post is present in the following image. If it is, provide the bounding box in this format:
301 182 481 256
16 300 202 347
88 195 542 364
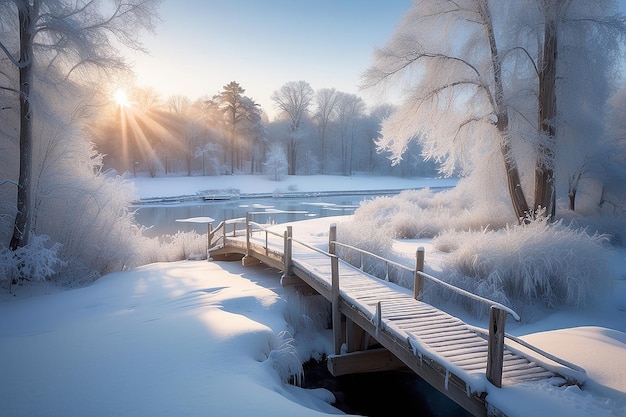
414 247 425 300
331 254 341 355
207 223 213 258
329 223 337 255
283 226 293 277
486 306 507 388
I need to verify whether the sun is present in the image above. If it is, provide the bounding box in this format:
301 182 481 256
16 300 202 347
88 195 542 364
114 88 130 108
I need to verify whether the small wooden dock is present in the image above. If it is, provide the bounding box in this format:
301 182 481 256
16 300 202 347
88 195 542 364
207 213 586 417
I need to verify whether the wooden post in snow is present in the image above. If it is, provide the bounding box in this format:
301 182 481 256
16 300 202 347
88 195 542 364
486 306 507 388
414 247 425 300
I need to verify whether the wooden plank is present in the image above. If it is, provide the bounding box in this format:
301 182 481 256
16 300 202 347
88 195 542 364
504 371 555 384
382 305 441 317
418 329 473 341
503 366 554 378
442 345 490 358
396 319 464 332
387 313 456 325
427 335 485 348
326 348 406 376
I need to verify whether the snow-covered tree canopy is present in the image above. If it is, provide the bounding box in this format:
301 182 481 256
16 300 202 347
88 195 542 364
363 0 626 220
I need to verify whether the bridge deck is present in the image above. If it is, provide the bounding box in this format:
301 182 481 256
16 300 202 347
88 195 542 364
288 245 557 386
209 223 585 417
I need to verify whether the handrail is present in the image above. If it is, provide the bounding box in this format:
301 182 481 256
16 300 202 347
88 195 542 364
291 236 332 258
333 240 414 274
418 270 520 321
248 220 285 240
331 239 520 321
246 219 332 258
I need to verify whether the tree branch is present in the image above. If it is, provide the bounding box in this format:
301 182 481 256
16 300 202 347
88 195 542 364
0 41 21 68
505 46 539 76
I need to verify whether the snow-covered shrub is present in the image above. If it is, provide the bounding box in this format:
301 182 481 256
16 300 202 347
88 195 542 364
141 231 208 263
345 185 512 243
35 169 146 284
282 290 332 361
560 211 626 247
0 234 66 289
266 330 304 386
336 215 392 261
433 218 613 315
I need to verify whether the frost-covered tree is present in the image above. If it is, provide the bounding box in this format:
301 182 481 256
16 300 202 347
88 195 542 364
0 0 159 250
271 80 314 175
364 0 531 221
364 0 626 222
263 143 288 181
549 2 626 213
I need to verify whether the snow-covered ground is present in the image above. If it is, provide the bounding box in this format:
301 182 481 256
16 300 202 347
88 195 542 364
1 174 624 417
130 173 459 200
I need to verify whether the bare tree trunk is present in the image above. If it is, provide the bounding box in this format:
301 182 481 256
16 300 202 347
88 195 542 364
10 1 36 250
288 136 297 175
320 125 327 174
479 0 530 222
535 11 558 219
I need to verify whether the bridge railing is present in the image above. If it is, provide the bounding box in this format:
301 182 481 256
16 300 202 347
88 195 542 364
326 223 521 388
207 217 247 250
214 216 581 389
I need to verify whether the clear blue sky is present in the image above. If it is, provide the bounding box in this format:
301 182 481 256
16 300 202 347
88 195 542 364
128 0 412 119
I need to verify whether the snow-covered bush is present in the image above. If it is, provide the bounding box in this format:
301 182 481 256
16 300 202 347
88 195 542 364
139 231 208 264
0 234 66 289
265 330 304 386
35 168 146 284
282 290 331 361
433 218 613 315
344 185 512 242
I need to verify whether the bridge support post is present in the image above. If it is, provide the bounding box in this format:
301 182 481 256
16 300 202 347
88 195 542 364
331 254 342 355
414 247 425 300
486 306 507 388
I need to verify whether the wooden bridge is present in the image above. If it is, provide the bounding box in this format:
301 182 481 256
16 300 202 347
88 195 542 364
207 212 586 417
